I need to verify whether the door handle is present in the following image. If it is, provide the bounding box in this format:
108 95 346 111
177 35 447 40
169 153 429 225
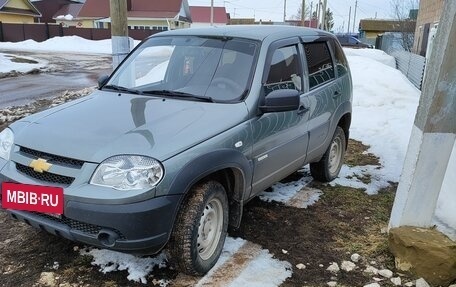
333 90 341 98
297 105 309 115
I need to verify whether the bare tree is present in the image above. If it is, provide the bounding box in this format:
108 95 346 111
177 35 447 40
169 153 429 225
293 4 311 22
390 0 419 51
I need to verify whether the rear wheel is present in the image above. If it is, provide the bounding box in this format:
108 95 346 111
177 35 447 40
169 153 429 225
310 126 346 182
170 181 229 275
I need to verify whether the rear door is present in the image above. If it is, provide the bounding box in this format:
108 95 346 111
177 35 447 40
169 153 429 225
300 38 340 162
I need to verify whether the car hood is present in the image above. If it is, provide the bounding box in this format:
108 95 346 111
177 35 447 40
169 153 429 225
12 90 249 163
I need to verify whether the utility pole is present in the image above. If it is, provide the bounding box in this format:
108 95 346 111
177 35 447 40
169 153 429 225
309 1 313 27
347 6 351 35
301 0 306 26
353 0 358 35
283 0 287 22
316 1 321 29
389 0 456 230
210 0 214 26
110 0 130 68
321 0 327 30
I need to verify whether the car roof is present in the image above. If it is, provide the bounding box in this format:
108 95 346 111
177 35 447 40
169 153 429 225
153 25 334 42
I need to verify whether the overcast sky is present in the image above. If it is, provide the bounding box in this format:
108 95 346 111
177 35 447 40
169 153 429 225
188 0 399 33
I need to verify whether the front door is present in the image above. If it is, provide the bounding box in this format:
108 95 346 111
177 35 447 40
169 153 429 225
250 43 310 195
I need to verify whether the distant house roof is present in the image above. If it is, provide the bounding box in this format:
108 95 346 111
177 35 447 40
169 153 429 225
78 0 190 21
359 19 416 33
189 6 228 24
0 0 41 17
52 3 83 19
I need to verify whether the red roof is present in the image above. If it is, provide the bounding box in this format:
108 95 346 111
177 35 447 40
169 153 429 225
189 6 227 24
78 0 184 18
52 3 83 18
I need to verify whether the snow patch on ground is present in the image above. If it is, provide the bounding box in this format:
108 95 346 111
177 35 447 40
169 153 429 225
82 237 291 286
331 165 390 195
259 168 322 208
227 249 292 287
80 249 167 284
0 53 46 74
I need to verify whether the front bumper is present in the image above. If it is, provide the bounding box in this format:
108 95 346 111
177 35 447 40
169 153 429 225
2 193 182 255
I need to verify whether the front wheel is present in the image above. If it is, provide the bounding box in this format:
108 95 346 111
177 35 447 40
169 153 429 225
310 126 346 182
169 181 229 275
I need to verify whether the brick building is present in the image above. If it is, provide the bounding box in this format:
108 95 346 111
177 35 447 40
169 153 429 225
413 0 444 56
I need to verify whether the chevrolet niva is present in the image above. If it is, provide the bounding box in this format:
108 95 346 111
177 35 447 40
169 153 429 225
0 26 352 275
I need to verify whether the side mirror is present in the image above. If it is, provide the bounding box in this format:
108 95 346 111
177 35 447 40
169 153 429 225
97 75 110 89
259 89 300 113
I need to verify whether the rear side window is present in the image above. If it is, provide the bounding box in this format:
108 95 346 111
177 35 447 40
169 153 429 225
303 42 335 89
329 40 349 77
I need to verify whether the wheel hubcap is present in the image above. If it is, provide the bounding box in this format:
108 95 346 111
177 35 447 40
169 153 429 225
328 137 342 175
197 198 223 261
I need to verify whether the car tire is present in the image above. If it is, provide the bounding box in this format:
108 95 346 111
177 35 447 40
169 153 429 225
310 126 346 182
170 181 229 275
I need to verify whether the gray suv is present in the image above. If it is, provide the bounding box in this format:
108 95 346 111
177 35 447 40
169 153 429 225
0 26 352 275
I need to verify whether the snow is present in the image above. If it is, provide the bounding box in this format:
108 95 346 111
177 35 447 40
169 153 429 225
83 237 291 286
259 168 322 208
0 36 140 55
341 48 420 191
56 14 74 21
80 248 167 284
0 53 45 74
226 250 292 287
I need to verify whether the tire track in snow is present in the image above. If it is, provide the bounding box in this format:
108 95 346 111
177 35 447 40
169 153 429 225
195 241 262 287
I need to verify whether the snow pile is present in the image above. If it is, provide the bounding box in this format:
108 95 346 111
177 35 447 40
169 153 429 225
343 48 396 69
0 53 45 74
0 36 140 55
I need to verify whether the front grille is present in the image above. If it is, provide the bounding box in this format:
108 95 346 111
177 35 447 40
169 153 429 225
31 212 126 239
19 146 84 168
16 163 74 186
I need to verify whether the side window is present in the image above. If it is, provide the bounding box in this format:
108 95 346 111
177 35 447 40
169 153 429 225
303 42 335 89
264 45 302 96
330 40 349 77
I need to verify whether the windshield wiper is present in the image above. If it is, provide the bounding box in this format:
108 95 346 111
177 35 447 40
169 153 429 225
103 84 143 95
142 90 214 102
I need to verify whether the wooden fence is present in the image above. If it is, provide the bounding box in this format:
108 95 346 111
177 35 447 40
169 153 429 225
0 22 160 43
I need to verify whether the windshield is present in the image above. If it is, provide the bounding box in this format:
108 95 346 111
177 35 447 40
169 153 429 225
106 36 258 102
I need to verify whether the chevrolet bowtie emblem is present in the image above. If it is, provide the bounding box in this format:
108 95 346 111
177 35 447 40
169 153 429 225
29 158 52 173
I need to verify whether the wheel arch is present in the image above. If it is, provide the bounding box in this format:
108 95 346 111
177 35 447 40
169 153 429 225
168 149 252 231
337 112 351 148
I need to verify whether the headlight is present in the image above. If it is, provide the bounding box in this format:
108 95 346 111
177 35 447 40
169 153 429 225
0 128 14 160
90 155 164 191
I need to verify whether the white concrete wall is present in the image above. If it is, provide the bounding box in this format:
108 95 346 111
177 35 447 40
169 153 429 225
434 141 456 240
